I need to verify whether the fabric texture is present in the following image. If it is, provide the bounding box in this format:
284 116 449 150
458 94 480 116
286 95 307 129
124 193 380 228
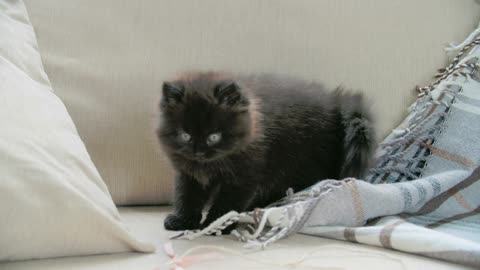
23 0 480 205
171 25 480 267
0 207 472 270
0 0 154 261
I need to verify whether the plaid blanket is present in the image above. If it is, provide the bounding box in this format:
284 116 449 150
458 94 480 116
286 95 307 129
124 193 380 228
174 24 480 267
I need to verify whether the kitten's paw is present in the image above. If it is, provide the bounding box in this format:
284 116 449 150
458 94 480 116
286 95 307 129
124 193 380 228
164 214 199 231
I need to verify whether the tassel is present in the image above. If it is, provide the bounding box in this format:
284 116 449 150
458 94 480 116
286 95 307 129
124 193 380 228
445 23 480 58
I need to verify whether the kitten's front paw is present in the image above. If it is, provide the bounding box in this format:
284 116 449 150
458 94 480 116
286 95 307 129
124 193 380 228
164 214 199 231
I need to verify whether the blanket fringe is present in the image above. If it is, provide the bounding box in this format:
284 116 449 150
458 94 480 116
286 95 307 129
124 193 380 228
445 21 480 58
170 211 244 240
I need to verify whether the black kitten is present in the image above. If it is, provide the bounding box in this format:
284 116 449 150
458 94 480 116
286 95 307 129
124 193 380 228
157 72 375 232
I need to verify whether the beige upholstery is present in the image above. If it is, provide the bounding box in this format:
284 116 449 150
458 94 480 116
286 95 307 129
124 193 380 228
0 207 475 270
24 0 480 205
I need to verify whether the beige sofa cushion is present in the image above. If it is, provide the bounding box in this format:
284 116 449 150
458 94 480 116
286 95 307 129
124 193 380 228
0 207 472 270
24 0 480 205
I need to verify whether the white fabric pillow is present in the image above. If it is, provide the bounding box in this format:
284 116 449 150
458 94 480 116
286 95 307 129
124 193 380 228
0 0 154 261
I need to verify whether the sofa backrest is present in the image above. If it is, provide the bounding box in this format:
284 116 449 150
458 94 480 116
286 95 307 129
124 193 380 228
24 0 480 205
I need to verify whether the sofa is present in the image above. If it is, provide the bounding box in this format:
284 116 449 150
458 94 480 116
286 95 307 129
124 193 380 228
1 1 480 269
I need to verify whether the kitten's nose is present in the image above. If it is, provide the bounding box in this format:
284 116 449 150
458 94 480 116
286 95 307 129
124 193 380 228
195 152 205 157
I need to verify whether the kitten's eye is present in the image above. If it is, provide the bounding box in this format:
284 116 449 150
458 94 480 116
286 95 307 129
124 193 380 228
207 133 222 145
179 131 191 142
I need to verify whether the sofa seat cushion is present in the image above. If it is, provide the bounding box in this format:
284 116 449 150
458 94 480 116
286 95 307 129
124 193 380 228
0 207 473 269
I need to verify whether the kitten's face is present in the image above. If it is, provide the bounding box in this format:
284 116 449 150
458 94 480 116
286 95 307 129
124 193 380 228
158 74 252 162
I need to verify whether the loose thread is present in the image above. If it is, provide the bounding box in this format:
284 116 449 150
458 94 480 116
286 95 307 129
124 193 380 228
166 244 408 270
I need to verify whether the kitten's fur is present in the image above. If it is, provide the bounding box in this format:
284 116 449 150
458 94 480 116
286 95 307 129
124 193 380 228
157 72 375 232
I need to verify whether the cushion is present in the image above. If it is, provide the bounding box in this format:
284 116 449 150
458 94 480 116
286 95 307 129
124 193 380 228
0 0 153 261
0 207 471 270
23 0 480 205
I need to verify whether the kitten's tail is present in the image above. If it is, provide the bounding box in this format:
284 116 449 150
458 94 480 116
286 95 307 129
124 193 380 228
335 89 376 179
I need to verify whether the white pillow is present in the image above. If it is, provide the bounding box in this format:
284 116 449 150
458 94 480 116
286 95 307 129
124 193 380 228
0 0 154 261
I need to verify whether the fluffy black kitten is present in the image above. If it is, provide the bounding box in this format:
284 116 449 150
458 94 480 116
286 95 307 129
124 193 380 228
157 72 375 232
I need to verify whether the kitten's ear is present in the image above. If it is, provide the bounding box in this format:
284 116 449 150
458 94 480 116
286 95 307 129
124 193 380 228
162 82 184 105
214 81 245 106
